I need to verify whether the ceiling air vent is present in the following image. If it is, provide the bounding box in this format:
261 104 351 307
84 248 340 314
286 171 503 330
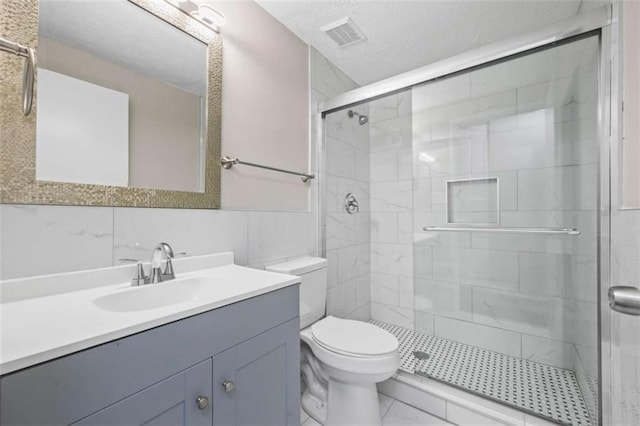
320 17 367 48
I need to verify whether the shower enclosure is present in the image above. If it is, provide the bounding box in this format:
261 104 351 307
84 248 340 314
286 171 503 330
320 8 611 426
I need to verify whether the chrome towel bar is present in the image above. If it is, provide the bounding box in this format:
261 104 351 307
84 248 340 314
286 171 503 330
423 226 580 235
221 156 315 183
0 36 35 116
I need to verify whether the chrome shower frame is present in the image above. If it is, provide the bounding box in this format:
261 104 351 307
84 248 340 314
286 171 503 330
316 5 615 425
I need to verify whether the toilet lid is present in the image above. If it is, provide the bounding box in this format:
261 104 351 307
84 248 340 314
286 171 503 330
311 316 398 357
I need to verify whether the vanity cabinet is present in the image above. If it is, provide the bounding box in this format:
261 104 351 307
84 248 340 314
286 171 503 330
73 359 213 426
0 286 300 426
212 321 296 425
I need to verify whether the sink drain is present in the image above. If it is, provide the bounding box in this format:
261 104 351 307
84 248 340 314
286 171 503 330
413 350 431 360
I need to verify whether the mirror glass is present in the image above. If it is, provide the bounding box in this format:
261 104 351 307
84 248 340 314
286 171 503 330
37 0 208 193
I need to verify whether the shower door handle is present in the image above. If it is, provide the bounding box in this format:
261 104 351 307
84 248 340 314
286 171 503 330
608 286 640 316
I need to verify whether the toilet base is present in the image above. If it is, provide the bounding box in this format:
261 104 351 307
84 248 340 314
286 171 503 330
302 379 382 426
325 380 382 426
301 389 327 424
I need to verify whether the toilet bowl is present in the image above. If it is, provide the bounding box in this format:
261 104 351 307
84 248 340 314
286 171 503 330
266 258 400 426
301 316 400 426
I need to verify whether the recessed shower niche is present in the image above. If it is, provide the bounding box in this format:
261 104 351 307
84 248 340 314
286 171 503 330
446 177 499 224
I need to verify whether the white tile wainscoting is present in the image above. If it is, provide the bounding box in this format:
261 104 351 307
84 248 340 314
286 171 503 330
0 205 317 277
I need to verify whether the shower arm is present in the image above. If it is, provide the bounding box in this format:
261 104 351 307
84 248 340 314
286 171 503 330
0 36 36 116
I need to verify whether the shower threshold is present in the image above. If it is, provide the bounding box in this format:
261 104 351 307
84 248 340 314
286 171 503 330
370 320 594 426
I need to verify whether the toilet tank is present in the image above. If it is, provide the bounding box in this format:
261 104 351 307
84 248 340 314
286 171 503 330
266 257 327 329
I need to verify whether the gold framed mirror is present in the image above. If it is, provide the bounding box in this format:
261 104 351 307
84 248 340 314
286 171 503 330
0 0 221 208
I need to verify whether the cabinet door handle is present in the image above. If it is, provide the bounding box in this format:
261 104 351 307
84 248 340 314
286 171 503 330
196 395 209 410
222 380 235 393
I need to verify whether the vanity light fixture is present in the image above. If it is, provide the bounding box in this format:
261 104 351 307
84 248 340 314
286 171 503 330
192 5 226 31
164 0 226 33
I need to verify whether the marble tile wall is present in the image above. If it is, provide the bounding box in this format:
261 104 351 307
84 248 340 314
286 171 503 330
603 7 640 422
315 39 603 414
0 204 318 279
0 48 352 297
411 37 604 417
409 36 601 382
345 36 601 397
320 48 371 321
610 208 640 426
368 90 416 328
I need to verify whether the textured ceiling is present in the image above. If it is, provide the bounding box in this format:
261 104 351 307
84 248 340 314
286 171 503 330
39 0 207 95
255 0 608 85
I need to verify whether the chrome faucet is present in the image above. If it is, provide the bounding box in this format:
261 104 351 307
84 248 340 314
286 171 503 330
149 242 176 284
121 242 177 286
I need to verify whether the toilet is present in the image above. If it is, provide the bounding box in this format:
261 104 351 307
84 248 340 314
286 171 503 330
267 257 400 426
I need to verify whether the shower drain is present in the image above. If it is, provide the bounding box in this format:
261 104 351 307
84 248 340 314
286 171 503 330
413 350 431 360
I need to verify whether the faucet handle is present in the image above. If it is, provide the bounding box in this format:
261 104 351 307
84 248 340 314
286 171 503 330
119 258 149 287
163 258 176 280
161 251 187 280
162 249 187 279
132 262 150 287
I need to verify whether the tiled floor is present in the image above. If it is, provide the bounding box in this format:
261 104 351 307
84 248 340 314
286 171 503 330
300 393 453 426
370 320 594 426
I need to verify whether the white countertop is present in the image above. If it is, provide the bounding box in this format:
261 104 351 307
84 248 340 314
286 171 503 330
0 253 300 375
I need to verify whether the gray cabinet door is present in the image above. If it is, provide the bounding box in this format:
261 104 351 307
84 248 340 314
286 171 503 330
73 359 212 426
212 319 300 426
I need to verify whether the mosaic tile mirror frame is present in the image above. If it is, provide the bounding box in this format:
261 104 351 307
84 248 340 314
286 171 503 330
0 0 222 209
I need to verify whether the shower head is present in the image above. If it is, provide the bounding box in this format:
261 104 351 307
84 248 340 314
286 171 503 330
348 110 368 125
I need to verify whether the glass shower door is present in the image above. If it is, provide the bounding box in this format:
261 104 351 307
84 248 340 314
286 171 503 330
410 35 600 425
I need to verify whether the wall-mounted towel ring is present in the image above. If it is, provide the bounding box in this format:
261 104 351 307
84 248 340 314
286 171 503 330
0 36 36 116
345 193 359 214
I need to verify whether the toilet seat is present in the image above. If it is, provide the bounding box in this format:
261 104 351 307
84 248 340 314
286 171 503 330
311 316 398 358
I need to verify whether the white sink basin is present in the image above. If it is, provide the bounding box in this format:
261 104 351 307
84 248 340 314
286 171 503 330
93 276 205 312
1 252 301 375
